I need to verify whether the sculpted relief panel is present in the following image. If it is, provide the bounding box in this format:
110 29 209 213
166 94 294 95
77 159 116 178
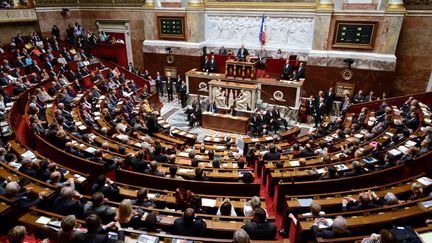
205 15 314 50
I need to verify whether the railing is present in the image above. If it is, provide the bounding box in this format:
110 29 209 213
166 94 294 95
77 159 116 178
35 0 146 7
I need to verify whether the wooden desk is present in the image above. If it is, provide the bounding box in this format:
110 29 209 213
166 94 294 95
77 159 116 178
225 60 257 79
202 112 249 134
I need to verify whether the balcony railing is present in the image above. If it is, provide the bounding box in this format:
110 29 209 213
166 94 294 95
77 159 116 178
35 0 146 7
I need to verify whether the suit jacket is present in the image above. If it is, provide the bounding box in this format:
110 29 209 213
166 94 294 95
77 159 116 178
53 197 85 216
324 91 335 107
365 95 376 102
282 64 292 77
166 79 173 92
243 221 277 240
237 48 249 59
173 217 207 236
74 228 124 243
294 66 305 80
209 60 217 72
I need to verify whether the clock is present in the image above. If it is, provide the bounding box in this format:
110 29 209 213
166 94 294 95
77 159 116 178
341 69 353 81
166 55 175 64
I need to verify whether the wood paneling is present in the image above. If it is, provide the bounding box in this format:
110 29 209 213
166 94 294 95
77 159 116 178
143 52 204 78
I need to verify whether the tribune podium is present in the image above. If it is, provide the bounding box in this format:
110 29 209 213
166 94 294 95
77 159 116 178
225 60 257 80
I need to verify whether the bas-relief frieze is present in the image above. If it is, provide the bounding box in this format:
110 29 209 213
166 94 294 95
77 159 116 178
0 9 37 22
205 15 314 50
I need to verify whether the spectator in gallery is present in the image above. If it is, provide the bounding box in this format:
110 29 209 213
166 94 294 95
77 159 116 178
365 91 377 102
275 49 283 59
353 90 366 103
218 45 227 55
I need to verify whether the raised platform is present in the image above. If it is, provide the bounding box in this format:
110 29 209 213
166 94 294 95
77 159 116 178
186 69 303 108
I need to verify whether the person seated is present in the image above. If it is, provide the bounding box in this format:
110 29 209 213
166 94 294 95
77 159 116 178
342 161 365 177
84 192 116 224
353 90 365 103
115 199 144 228
58 215 80 243
7 225 48 243
342 191 381 211
183 167 208 181
408 182 424 200
242 208 277 240
145 161 166 177
172 208 207 237
263 143 281 161
74 214 124 242
233 229 251 243
53 186 86 217
361 229 397 243
91 175 120 201
217 199 237 216
243 196 268 217
319 165 339 180
303 201 325 217
132 188 156 207
166 165 184 180
2 181 46 209
311 216 351 239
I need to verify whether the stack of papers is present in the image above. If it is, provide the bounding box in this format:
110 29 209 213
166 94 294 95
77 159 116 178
84 147 97 154
289 161 300 167
334 164 349 171
417 177 432 186
388 149 402 157
21 150 36 159
35 216 51 225
201 198 217 207
298 198 313 207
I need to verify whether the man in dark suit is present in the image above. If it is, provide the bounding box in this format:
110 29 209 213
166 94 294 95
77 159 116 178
2 181 46 209
155 71 163 97
203 55 210 72
353 90 365 103
314 98 326 127
206 101 218 113
84 192 116 224
173 208 207 236
365 91 376 102
263 144 281 161
53 186 86 217
74 214 124 243
208 55 217 73
236 43 249 61
324 87 335 114
179 81 188 108
282 59 292 80
166 76 174 101
218 46 227 55
91 175 120 201
249 114 262 135
242 208 277 240
175 74 182 95
294 62 305 80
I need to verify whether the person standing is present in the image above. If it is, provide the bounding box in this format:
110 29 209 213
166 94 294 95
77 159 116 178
237 43 249 61
324 87 335 114
155 71 163 97
282 59 292 80
166 76 174 102
179 81 188 108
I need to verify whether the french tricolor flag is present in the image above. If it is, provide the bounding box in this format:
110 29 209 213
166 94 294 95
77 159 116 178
259 14 266 45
